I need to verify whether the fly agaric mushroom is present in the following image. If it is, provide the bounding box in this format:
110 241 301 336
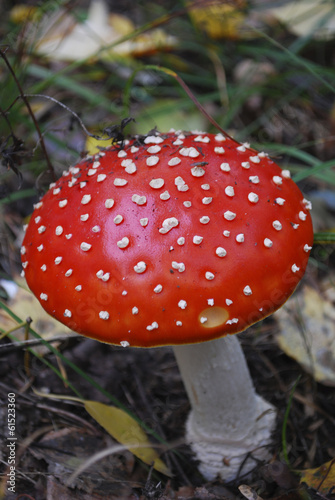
21 130 313 481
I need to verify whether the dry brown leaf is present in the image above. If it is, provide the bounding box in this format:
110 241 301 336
31 427 136 497
1 278 74 352
275 284 335 386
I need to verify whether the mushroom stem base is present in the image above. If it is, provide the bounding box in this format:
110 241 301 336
173 334 276 481
186 394 276 481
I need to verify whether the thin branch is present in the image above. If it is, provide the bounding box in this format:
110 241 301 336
0 46 56 181
0 103 16 137
23 93 103 139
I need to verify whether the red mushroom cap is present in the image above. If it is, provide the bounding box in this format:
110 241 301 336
21 131 313 347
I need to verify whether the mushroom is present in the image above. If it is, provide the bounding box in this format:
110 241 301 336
21 131 313 481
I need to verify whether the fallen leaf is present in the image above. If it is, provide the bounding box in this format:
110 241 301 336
275 284 335 386
85 134 115 156
10 4 38 24
32 0 177 61
0 277 75 352
269 0 335 40
300 459 335 494
31 427 136 497
84 400 172 477
239 484 264 500
188 0 258 40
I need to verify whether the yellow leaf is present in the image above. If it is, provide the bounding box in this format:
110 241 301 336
109 13 135 36
84 400 172 477
85 135 115 155
300 459 335 494
189 1 248 40
10 4 38 24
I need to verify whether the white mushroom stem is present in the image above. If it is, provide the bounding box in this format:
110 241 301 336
173 334 276 482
